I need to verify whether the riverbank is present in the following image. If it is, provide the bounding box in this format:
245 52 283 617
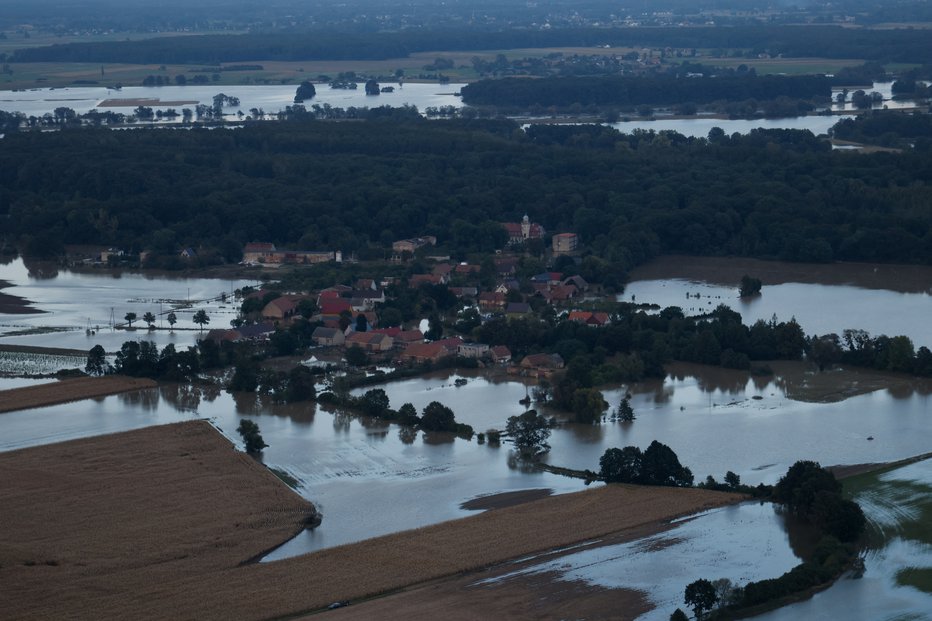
0 375 158 413
0 278 41 314
628 255 932 294
0 418 744 619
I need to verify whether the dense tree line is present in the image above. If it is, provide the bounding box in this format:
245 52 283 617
832 110 932 150
2 119 931 269
460 74 831 108
7 25 931 65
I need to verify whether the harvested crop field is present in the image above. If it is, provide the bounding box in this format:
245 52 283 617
0 416 743 621
0 421 317 620
0 375 157 413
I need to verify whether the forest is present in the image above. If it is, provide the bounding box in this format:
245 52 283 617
6 25 932 65
460 74 832 108
1 117 931 271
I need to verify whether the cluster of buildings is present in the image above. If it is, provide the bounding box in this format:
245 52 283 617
242 242 342 265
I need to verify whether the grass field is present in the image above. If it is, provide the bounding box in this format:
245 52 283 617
0 419 743 620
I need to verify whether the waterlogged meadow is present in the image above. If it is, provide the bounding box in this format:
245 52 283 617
755 459 932 620
0 350 85 375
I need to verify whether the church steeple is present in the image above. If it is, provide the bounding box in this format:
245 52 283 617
521 214 530 239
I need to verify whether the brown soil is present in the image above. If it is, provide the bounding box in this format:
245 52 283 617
829 451 932 480
0 375 158 413
628 255 932 294
0 421 316 620
0 343 90 357
460 488 553 510
0 421 743 620
0 279 41 314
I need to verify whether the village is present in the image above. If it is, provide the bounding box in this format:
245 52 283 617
199 217 609 381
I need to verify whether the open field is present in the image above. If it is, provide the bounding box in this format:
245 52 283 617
0 375 157 413
0 421 317 620
0 419 743 619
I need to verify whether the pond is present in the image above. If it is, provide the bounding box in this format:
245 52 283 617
622 256 932 349
0 82 466 119
0 257 255 353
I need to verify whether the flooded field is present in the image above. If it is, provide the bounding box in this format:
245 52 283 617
478 502 808 620
755 459 932 620
0 258 254 353
2 363 928 556
624 256 932 348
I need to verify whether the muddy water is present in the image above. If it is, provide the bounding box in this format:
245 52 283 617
2 364 928 558
478 502 809 620
624 256 932 347
754 459 932 621
0 258 254 352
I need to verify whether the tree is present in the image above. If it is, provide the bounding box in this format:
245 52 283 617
167 311 177 332
505 410 551 455
613 396 635 422
85 344 107 376
124 312 137 328
359 388 391 418
355 313 368 333
365 79 380 95
739 274 762 297
285 366 316 403
724 470 741 489
143 311 156 330
193 309 210 332
684 579 718 620
397 402 419 425
345 344 368 367
294 80 316 103
670 609 688 621
420 401 456 432
599 446 643 483
641 440 694 487
237 419 268 454
571 387 608 424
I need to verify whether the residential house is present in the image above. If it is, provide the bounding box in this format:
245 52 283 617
262 296 298 320
243 242 276 263
506 302 531 317
355 278 376 291
567 311 611 327
552 233 579 255
518 353 565 378
393 329 425 349
392 236 436 255
180 247 197 259
432 263 453 278
530 272 564 286
398 341 453 364
495 279 520 294
319 299 353 324
454 263 480 275
491 345 512 364
563 275 589 292
409 273 448 287
450 286 478 299
345 331 394 352
458 342 490 359
312 326 346 347
478 291 507 311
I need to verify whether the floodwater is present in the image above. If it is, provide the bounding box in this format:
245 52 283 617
0 82 466 119
0 257 254 352
477 502 809 620
2 364 929 556
830 81 927 113
754 459 932 621
611 114 851 138
623 257 932 348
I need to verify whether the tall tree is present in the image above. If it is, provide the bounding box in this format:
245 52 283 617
193 309 210 332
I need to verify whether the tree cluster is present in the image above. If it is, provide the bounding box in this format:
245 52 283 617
599 440 694 487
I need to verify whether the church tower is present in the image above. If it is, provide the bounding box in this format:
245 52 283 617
521 214 530 240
